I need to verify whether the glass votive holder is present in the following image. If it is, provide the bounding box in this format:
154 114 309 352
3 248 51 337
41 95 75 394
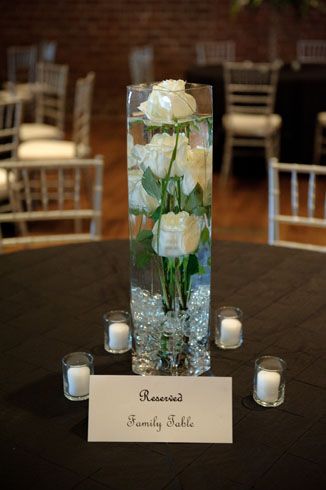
215 306 243 349
103 310 132 354
62 352 94 401
253 356 286 407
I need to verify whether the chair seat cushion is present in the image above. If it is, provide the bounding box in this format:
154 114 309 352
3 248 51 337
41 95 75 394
223 113 282 136
13 83 34 102
4 82 45 104
20 123 63 142
18 140 89 160
318 112 326 126
0 168 15 200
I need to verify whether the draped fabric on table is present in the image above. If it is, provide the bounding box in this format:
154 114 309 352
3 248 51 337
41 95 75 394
0 240 325 489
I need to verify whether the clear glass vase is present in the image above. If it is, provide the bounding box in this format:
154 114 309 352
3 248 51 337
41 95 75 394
127 80 213 376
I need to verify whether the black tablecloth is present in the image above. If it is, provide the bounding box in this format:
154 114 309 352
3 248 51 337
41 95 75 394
186 64 326 167
0 240 325 489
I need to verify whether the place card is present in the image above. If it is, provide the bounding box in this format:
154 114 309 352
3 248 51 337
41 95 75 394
88 375 232 443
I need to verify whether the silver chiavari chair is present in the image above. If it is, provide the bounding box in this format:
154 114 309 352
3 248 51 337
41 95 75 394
18 72 95 160
6 45 38 102
196 41 235 66
268 158 326 252
0 99 22 210
297 40 326 64
19 62 68 142
0 156 103 252
222 60 282 179
129 46 154 84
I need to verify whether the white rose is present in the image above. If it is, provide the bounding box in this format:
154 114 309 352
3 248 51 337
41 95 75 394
152 211 202 257
129 143 146 169
127 133 137 168
182 146 213 205
139 79 196 124
132 132 189 179
128 169 159 213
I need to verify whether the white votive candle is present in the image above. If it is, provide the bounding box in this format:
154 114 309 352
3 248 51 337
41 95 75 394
256 370 281 403
67 366 90 397
220 318 242 347
109 322 130 350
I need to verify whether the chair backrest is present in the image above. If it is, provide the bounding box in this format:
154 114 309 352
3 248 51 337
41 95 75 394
297 40 326 64
73 72 95 156
129 46 154 84
196 41 235 66
268 158 326 253
0 156 104 251
7 45 37 84
35 62 69 131
0 100 22 160
39 41 57 63
223 61 280 115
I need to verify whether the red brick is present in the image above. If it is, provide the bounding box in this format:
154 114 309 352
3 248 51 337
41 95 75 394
0 0 325 117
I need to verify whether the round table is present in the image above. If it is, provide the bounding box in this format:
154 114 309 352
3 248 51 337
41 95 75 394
0 240 325 489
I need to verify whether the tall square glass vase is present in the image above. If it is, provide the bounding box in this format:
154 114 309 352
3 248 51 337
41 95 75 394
127 81 213 376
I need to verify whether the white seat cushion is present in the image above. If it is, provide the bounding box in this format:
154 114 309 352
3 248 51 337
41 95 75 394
18 140 76 160
4 82 43 102
223 113 282 137
318 112 326 126
0 168 15 200
18 140 90 160
0 90 19 104
20 123 63 142
13 83 34 102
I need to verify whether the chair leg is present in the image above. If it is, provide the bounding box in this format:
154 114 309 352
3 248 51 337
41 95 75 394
274 130 281 160
74 219 82 234
10 180 28 237
221 133 233 179
314 122 322 163
265 136 274 167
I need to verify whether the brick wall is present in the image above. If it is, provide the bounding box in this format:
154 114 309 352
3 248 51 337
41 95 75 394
0 0 325 118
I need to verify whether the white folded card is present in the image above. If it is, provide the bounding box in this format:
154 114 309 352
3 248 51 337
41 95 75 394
88 375 232 443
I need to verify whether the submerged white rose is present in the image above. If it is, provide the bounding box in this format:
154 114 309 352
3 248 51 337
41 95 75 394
127 133 137 168
152 211 202 257
182 146 213 205
139 80 196 124
131 132 189 179
128 169 158 213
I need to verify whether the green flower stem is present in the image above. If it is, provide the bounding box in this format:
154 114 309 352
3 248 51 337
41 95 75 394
158 126 181 309
155 125 180 305
182 255 188 288
157 256 170 310
168 257 175 310
137 214 143 236
175 259 186 310
148 122 203 312
161 125 180 213
177 178 181 211
186 277 192 304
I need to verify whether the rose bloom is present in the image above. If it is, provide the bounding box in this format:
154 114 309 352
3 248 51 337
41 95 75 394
131 132 189 179
127 134 137 168
182 146 213 205
139 80 196 124
152 211 202 257
128 169 159 213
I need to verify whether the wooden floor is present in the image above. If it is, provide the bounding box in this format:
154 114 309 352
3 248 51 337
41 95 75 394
2 119 325 253
97 119 325 248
